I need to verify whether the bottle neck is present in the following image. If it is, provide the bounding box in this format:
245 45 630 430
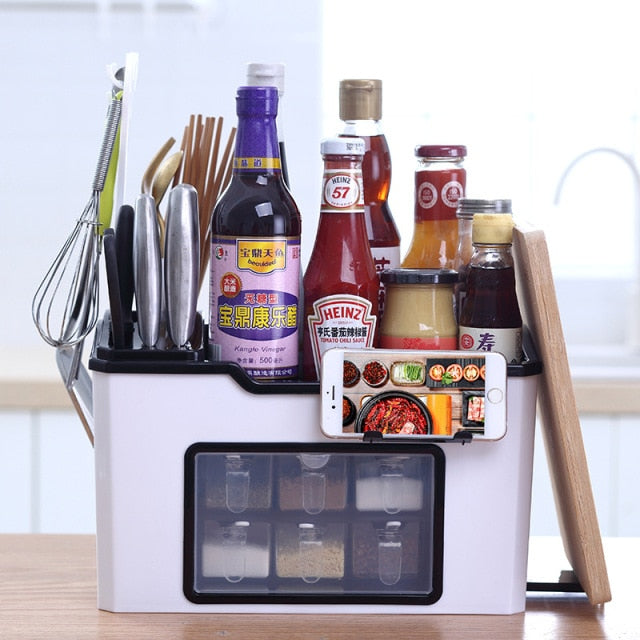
470 242 514 268
233 112 282 175
341 119 383 137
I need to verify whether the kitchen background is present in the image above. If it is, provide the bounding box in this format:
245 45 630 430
1 0 639 538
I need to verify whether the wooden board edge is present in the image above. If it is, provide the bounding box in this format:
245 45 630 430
513 223 611 604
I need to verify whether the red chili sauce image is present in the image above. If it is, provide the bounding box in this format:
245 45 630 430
357 392 431 435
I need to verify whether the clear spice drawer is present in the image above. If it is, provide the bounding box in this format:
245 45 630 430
184 443 445 605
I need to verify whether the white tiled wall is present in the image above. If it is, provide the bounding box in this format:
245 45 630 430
1 407 638 536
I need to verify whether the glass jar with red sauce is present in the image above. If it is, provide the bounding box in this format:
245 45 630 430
302 137 380 381
402 145 466 269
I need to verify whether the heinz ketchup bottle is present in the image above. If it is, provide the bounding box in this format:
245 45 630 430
302 137 380 381
339 79 400 314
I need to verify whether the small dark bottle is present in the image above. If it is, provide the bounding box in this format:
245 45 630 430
453 198 512 320
209 86 302 380
458 212 523 364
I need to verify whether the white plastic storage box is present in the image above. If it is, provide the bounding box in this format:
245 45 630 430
89 317 541 614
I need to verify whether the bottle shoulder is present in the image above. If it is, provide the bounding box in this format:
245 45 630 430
213 173 301 236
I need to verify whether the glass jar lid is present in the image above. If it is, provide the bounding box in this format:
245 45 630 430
457 198 512 219
415 145 467 159
381 268 458 284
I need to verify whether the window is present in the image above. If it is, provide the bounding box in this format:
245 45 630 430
321 0 640 349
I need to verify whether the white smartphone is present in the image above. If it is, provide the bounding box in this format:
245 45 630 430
320 348 508 441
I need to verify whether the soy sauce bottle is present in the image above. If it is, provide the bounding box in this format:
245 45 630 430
458 212 523 364
209 86 302 380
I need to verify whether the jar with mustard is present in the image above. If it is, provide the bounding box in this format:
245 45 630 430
379 269 458 350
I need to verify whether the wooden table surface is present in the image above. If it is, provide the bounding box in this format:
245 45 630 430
0 534 637 639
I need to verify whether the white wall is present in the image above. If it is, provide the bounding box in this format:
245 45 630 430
3 0 640 540
0 0 322 361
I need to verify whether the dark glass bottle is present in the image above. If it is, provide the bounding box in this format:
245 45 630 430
302 137 380 381
458 212 523 364
209 86 302 380
453 198 512 320
339 79 400 314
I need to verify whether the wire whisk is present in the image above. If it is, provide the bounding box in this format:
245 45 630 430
32 96 122 348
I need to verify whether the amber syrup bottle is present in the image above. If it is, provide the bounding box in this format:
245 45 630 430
339 79 400 315
402 145 466 269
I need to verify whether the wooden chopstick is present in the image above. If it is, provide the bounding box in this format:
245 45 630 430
169 114 236 293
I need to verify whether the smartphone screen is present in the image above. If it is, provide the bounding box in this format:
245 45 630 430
320 349 507 441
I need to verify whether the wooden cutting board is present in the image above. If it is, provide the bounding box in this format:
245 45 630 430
513 223 611 605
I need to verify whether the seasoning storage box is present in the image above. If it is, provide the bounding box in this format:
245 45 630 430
89 320 540 614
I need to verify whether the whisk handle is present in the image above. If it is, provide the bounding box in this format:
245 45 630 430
92 97 122 193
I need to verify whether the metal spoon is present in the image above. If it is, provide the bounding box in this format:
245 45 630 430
151 150 184 252
140 137 176 194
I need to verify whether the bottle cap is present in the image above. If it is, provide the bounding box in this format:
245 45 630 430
321 137 365 156
415 145 467 159
457 198 512 219
472 213 515 244
339 79 382 121
246 63 285 97
236 85 278 116
381 268 458 285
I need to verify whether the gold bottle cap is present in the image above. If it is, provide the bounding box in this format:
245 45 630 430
339 79 382 121
472 213 514 244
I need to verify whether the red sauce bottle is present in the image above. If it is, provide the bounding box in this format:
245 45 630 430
302 137 380 381
339 79 400 314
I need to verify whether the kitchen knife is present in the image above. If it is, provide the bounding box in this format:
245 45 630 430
133 194 162 348
164 184 200 348
102 228 126 349
115 204 134 344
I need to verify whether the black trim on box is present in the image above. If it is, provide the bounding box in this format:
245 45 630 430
183 442 445 606
89 315 541 396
